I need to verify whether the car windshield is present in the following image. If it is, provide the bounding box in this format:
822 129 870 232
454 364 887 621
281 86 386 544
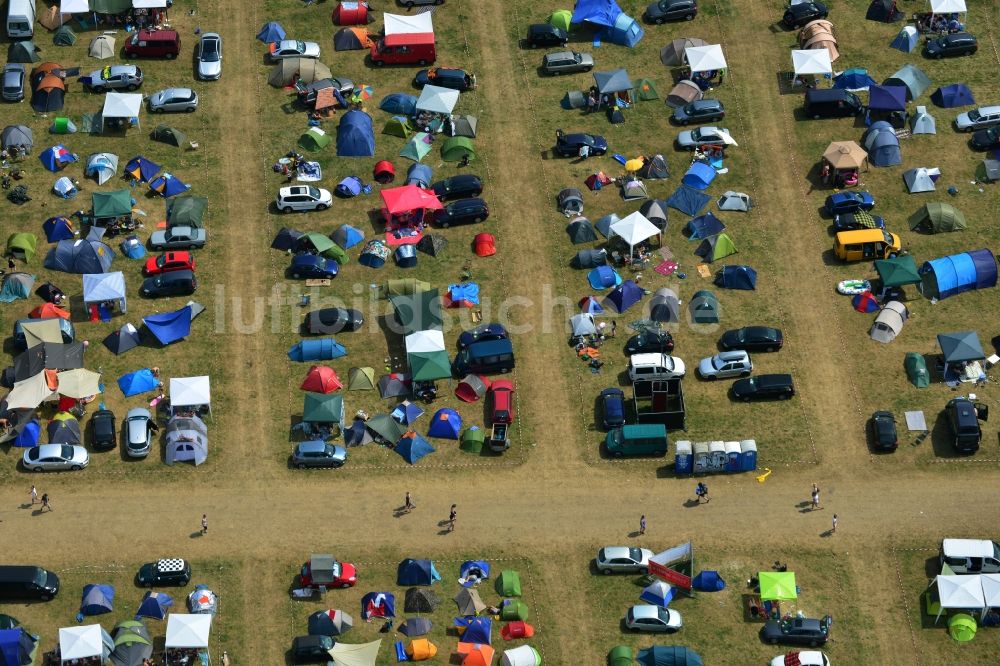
202 40 220 61
156 256 167 267
711 357 727 370
308 186 321 199
988 127 1000 139
61 445 73 458
628 547 642 560
296 41 306 52
937 37 949 46
968 109 982 121
26 448 40 461
882 231 893 245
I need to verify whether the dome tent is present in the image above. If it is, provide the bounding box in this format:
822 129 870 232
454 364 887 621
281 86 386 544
337 110 375 157
910 105 936 134
909 202 966 234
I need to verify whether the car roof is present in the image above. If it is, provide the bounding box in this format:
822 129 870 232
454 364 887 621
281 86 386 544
159 87 194 97
201 32 221 40
631 353 667 364
108 65 138 75
690 99 722 108
547 50 574 59
297 440 331 453
717 350 749 361
35 443 67 456
601 546 633 559
759 374 793 385
601 387 624 397
629 605 661 619
127 407 151 419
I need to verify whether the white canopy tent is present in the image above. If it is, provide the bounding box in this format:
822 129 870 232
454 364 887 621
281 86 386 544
4 371 57 410
133 0 168 7
59 624 113 664
102 93 143 131
610 211 661 254
929 0 966 13
327 639 382 666
59 0 91 24
791 49 833 76
170 376 212 415
404 329 446 354
384 12 434 36
165 614 212 665
82 271 127 313
415 84 459 115
684 44 727 74
934 574 986 623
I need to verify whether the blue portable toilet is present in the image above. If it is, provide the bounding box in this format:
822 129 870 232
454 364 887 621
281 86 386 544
674 440 692 474
708 441 726 472
693 441 709 473
740 439 758 471
394 244 417 269
724 441 741 472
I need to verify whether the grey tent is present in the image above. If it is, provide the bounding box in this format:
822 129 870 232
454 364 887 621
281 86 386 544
13 342 85 380
938 331 985 364
639 200 669 230
151 124 187 147
8 41 40 63
102 323 140 355
416 234 448 256
45 239 114 274
344 418 374 446
566 217 598 244
453 588 487 616
690 289 720 323
366 413 405 444
649 288 680 322
884 64 931 101
641 154 669 179
446 115 477 138
54 25 77 46
594 213 620 239
570 313 597 337
870 300 908 343
562 90 587 109
978 159 1000 183
666 79 703 108
904 351 930 388
621 179 649 201
660 37 707 66
403 588 441 613
2 125 33 151
910 105 936 134
47 417 81 445
861 122 902 167
903 167 937 193
571 248 607 269
165 416 209 466
167 196 208 228
398 618 432 637
558 188 584 216
717 191 752 212
271 227 302 251
594 69 634 96
378 374 411 399
908 202 966 234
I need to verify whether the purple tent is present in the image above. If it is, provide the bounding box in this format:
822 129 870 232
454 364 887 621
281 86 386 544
603 280 644 313
868 85 907 111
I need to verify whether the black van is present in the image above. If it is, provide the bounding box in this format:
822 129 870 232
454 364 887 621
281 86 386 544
452 339 515 376
0 565 60 601
803 89 864 119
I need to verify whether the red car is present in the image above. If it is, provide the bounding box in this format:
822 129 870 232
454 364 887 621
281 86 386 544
489 380 515 425
144 251 196 276
298 555 357 589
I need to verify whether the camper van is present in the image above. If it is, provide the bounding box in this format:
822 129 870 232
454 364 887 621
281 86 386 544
6 0 35 39
833 229 901 262
0 565 60 601
123 29 181 59
451 339 514 376
804 89 864 119
605 424 669 457
940 539 1000 574
370 33 436 66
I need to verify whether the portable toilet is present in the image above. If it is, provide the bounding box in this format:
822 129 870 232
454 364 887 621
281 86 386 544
708 441 726 472
675 440 692 474
724 441 741 472
740 439 758 471
693 441 709 474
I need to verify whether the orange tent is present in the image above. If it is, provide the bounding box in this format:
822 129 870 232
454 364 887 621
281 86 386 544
31 62 63 78
29 303 70 319
34 74 65 93
405 639 437 661
458 642 495 666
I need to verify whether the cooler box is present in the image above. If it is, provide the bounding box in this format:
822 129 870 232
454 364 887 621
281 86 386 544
708 441 726 472
693 441 709 474
740 439 758 471
724 441 741 472
674 440 692 474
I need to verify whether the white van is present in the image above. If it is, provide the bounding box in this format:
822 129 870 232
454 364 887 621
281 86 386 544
6 0 36 39
628 353 686 382
940 538 1000 574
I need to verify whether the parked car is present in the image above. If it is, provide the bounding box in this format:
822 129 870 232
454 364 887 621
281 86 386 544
946 396 983 454
625 605 683 633
672 99 725 125
541 50 594 75
924 32 977 59
136 559 191 587
770 652 830 666
782 1 828 28
718 326 783 352
195 32 222 80
86 65 143 92
870 411 898 452
291 635 336 664
457 323 508 349
144 251 196 276
526 23 569 48
398 0 444 6
955 105 1000 131
276 185 333 213
148 87 199 113
434 198 489 227
292 441 347 469
698 350 753 380
676 126 733 149
414 68 476 91
290 255 339 279
124 407 154 458
489 380 515 425
600 388 626 430
761 615 832 647
298 556 357 589
732 374 795 402
823 190 875 215
832 212 886 232
970 126 1000 151
22 444 89 472
629 353 686 381
644 0 698 23
431 174 483 201
304 308 364 334
149 226 206 250
268 39 320 61
140 270 197 298
1 63 25 102
595 546 653 574
624 330 675 354
90 409 117 451
296 76 354 106
553 132 608 157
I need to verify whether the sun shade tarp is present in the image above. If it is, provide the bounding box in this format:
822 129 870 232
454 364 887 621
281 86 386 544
759 571 798 601
144 306 192 345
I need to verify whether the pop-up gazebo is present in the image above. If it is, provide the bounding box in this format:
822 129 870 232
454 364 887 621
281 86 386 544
164 614 212 666
932 574 985 623
170 376 212 417
82 271 127 313
758 571 797 601
684 44 727 74
101 93 143 131
59 625 112 665
610 211 660 256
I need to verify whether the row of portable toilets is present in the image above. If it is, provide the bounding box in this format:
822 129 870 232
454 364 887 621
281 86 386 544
675 439 757 475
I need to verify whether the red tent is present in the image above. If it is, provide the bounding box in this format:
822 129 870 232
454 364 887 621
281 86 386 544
29 302 71 319
473 233 496 257
455 375 490 402
381 185 442 216
300 365 343 393
332 1 370 26
500 621 535 640
373 160 395 184
853 291 879 313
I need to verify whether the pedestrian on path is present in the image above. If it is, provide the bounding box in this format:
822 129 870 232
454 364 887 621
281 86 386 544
639 515 646 535
831 514 838 533
41 493 51 511
611 320 617 338
811 484 821 510
201 514 208 535
30 485 37 505
404 492 414 513
695 482 710 503
448 504 457 532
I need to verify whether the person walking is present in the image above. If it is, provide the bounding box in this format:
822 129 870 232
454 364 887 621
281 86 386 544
448 504 457 532
404 492 414 514
30 485 37 505
639 515 646 536
611 320 617 338
586 92 597 114
811 484 821 510
201 514 208 535
831 514 838 533
41 493 51 512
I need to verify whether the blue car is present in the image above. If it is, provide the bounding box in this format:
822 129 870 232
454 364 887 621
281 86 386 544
833 212 886 232
824 191 875 216
290 254 339 279
600 388 626 430
457 323 508 350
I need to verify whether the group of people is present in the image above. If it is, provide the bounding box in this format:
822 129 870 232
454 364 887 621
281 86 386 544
916 12 964 34
165 647 205 665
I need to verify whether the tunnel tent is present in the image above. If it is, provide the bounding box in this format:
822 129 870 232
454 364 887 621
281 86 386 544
921 249 997 300
636 645 703 666
909 202 966 234
572 248 607 269
8 41 40 64
337 110 375 157
45 239 113 273
861 122 902 167
904 351 930 388
2 125 33 151
870 300 907 343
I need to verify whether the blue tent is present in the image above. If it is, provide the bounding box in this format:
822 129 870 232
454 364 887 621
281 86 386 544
637 645 703 666
136 591 173 621
45 239 114 273
666 186 710 216
337 110 375 157
288 339 347 362
395 244 417 268
80 584 115 616
0 628 36 666
405 163 432 188
714 265 757 290
391 401 424 425
640 580 676 608
117 369 159 397
580 296 605 314
380 93 418 116
332 225 364 249
833 69 877 91
460 560 491 583
692 570 726 591
335 176 363 198
571 0 643 47
38 144 77 171
361 592 396 620
890 26 919 52
120 235 146 259
12 419 41 447
681 162 715 191
397 559 441 586
862 121 902 167
124 155 161 183
427 408 461 439
608 12 644 48
256 21 286 43
604 279 644 313
43 216 75 242
359 240 390 268
921 249 998 300
685 212 726 240
931 84 975 109
447 283 479 306
143 306 192 345
588 265 622 289
868 85 907 111
148 173 191 198
395 432 435 464
454 617 491 644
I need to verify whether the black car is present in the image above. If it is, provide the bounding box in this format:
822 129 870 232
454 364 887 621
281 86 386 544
458 322 508 349
413 68 476 91
719 326 783 352
624 330 675 355
761 615 832 647
431 174 483 201
137 559 192 587
645 0 697 23
870 411 898 452
296 76 354 106
304 308 364 335
832 212 886 232
526 23 568 48
292 635 335 664
731 374 795 402
553 132 608 157
672 99 725 125
90 409 117 451
782 1 828 28
600 388 626 430
434 198 489 227
139 270 197 297
924 32 977 59
970 126 1000 151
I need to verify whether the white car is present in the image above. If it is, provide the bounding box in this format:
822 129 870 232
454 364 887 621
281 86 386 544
22 444 89 472
595 546 653 575
628 353 686 382
676 125 734 150
277 185 333 213
955 105 1000 132
195 33 222 80
148 88 199 113
698 350 753 379
625 605 683 633
269 39 320 61
770 652 830 666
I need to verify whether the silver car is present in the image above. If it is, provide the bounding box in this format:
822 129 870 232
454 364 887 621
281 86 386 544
23 444 89 472
149 226 207 250
955 105 1000 132
2 63 25 102
541 50 594 75
86 64 143 92
676 126 734 150
698 350 753 380
625 605 683 633
148 88 199 113
125 407 154 458
595 546 653 575
195 33 222 80
268 39 320 61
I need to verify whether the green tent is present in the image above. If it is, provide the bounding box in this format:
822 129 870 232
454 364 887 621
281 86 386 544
347 366 376 390
548 9 572 32
167 195 209 228
323 242 349 265
379 278 431 299
299 126 332 152
8 41 40 64
758 571 797 601
609 646 633 666
909 202 966 234
50 117 74 134
441 136 476 162
92 189 133 218
874 255 921 289
92 0 132 12
904 352 929 388
689 289 719 324
636 78 659 101
499 601 529 621
460 427 485 453
949 613 977 642
6 233 37 261
496 570 522 597
695 233 737 263
366 413 405 443
391 290 443 335
299 232 336 255
383 117 411 138
151 124 187 147
408 351 451 381
400 133 433 162
302 393 344 424
54 25 77 46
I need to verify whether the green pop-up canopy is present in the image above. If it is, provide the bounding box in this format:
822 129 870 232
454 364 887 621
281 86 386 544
875 255 921 288
92 189 133 218
302 393 344 424
409 351 451 381
758 571 797 601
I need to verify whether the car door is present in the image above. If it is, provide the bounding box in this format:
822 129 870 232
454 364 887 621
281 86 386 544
42 453 64 470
